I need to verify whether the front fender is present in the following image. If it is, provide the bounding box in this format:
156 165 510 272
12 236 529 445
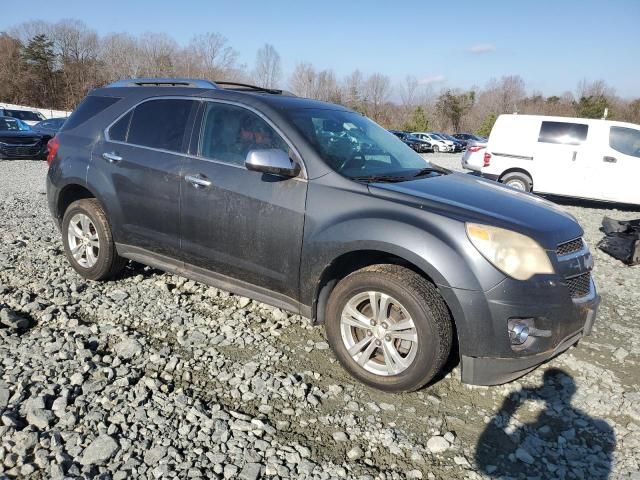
299 179 506 307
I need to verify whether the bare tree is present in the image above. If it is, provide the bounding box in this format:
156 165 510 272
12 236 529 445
364 73 391 123
253 43 282 88
576 79 615 100
398 75 420 108
315 70 341 103
289 62 317 98
344 70 364 110
100 33 144 81
188 32 239 80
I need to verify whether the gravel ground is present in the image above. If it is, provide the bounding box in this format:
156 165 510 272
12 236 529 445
0 156 638 480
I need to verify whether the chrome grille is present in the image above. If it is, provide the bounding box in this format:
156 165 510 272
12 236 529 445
566 273 591 298
557 238 584 256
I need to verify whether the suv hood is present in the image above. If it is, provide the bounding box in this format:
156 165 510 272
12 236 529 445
369 172 582 249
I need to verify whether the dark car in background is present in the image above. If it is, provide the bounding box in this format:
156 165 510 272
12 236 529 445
0 108 46 126
0 116 48 160
32 117 68 142
389 130 432 153
453 133 487 148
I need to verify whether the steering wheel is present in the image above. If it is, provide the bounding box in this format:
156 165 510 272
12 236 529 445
340 153 366 172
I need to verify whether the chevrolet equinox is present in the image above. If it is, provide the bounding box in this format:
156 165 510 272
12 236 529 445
46 78 600 392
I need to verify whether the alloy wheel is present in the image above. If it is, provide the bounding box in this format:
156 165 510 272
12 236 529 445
67 213 100 268
340 291 418 376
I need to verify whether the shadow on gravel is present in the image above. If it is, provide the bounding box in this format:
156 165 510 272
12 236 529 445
475 368 615 479
119 261 163 280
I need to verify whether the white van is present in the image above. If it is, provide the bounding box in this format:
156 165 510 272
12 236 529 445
474 114 640 205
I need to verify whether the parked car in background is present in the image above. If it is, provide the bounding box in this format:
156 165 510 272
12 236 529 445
461 140 488 172
411 132 455 152
47 78 599 392
435 133 464 152
32 117 68 141
0 108 46 126
389 130 432 152
453 133 487 148
0 116 48 160
480 114 640 205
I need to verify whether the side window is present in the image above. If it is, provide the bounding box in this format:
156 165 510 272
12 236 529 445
609 126 640 158
108 110 132 142
127 99 195 153
538 121 588 146
199 102 289 166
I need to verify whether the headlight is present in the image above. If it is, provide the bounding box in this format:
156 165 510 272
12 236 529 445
466 223 554 280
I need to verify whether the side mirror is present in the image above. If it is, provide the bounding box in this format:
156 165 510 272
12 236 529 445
245 149 300 178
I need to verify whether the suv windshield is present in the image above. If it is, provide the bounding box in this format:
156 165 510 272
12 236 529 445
0 118 31 131
5 110 44 122
286 109 443 181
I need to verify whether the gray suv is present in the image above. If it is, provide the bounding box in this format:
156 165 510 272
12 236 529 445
46 78 599 392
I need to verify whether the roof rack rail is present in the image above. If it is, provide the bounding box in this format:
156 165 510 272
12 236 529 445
214 81 294 96
106 78 219 89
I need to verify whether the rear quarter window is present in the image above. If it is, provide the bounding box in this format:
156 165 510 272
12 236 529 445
538 121 588 146
62 96 121 131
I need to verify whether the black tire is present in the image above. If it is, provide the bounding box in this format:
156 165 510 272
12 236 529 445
500 172 532 192
62 198 127 281
325 265 453 392
432 145 439 153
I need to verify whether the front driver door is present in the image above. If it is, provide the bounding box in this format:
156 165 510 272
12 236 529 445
179 101 307 304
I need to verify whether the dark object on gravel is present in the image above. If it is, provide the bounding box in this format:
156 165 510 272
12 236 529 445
0 308 35 330
598 217 640 265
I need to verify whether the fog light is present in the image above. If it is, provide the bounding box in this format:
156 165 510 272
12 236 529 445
509 320 530 345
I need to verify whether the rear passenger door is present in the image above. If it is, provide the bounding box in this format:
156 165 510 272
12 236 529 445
179 100 307 303
533 120 589 198
91 98 198 258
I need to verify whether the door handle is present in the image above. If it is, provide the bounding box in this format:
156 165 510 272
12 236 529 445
185 174 211 188
102 152 122 163
603 156 617 163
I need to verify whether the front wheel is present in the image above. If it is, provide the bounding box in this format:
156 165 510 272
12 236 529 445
325 265 453 392
432 145 439 153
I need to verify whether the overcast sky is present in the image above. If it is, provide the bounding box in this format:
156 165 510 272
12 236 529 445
2 0 638 98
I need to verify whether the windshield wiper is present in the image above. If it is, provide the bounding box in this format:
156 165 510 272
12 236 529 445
351 174 414 183
413 166 449 177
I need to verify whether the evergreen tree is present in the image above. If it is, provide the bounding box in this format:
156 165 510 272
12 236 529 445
476 112 497 137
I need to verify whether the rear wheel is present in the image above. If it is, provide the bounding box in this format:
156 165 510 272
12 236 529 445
62 199 127 280
325 265 453 392
500 172 532 192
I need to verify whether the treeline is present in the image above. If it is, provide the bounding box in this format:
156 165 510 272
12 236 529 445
1 19 639 134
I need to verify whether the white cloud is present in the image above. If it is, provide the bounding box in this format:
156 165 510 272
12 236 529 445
469 43 496 54
419 74 446 85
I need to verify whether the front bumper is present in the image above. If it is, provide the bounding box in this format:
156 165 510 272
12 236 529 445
460 292 599 385
439 273 600 386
